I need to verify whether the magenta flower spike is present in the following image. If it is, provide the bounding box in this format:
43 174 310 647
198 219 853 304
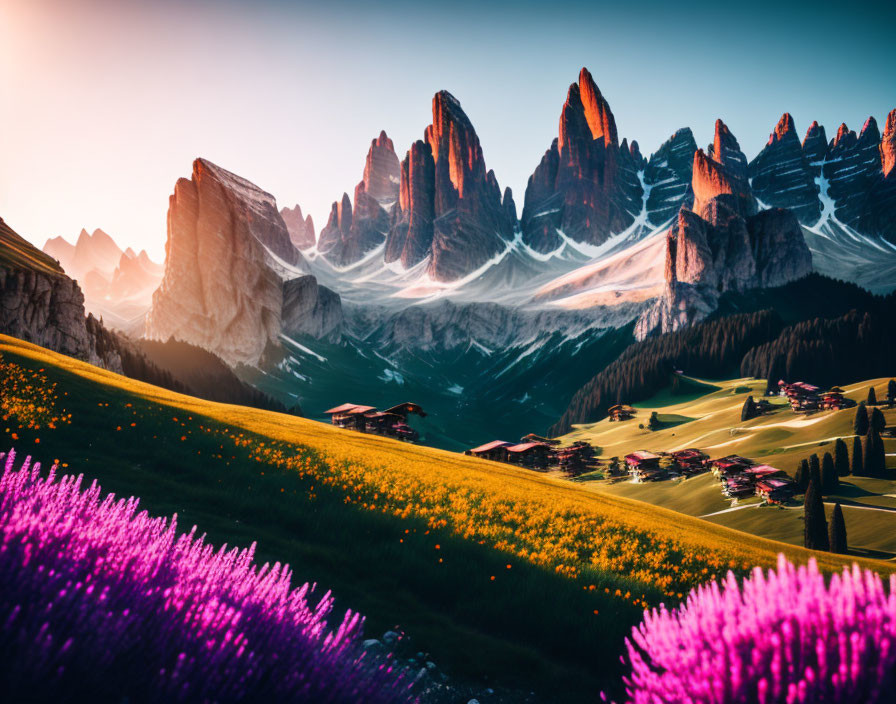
0 449 415 702
621 553 896 703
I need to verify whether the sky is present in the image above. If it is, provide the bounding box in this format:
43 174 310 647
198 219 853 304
1 0 893 261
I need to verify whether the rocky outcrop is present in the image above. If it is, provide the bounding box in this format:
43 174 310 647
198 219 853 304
146 158 340 366
318 131 401 266
1 218 121 371
749 113 820 223
691 148 755 218
644 128 697 225
882 110 896 178
521 68 642 252
281 275 343 340
146 158 314 366
635 145 811 338
362 130 401 206
280 204 316 250
708 119 750 185
386 140 436 268
386 92 514 279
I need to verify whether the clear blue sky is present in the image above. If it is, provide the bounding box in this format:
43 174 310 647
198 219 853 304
1 0 893 260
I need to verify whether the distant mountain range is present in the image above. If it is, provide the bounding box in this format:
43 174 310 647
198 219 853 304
43 227 163 332
3 66 894 447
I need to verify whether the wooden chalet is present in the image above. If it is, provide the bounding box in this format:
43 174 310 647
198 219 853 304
555 441 599 475
624 450 663 481
325 401 426 441
670 449 708 473
608 404 636 422
711 455 754 476
821 387 853 411
743 464 784 481
324 403 376 430
755 477 795 504
466 440 513 462
778 380 821 411
505 442 551 469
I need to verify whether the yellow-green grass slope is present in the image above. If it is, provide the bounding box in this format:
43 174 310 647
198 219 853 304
563 376 896 557
0 219 64 275
2 335 893 700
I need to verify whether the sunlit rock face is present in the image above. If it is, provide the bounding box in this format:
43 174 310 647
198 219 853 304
386 91 515 280
521 68 642 253
146 158 303 366
748 113 820 224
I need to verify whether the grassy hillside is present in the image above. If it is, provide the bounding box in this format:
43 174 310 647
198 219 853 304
2 335 893 701
562 375 896 557
0 218 64 275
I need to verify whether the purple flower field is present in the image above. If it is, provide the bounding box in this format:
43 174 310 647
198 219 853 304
622 553 896 703
0 449 415 703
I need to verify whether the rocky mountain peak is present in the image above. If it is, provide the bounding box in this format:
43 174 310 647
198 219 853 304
749 114 820 224
425 90 485 200
643 128 698 225
801 120 828 170
691 148 754 217
708 119 749 183
859 116 880 143
577 67 618 147
769 113 796 144
146 157 306 366
386 92 513 280
362 130 401 205
882 109 896 177
832 123 855 149
280 204 316 250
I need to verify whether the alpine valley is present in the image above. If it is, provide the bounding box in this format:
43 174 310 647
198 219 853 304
5 68 892 450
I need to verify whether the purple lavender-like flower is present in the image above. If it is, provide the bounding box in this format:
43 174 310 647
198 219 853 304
0 449 416 703
622 553 896 703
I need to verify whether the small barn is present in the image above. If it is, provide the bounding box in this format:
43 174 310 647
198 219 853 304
324 403 376 429
505 442 551 469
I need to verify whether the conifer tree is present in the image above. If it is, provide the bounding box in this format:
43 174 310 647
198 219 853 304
851 435 864 476
834 438 850 476
829 502 848 554
740 396 756 422
821 452 838 492
867 386 878 406
809 454 821 483
795 459 810 492
870 407 886 433
803 477 829 551
887 379 896 408
854 403 869 436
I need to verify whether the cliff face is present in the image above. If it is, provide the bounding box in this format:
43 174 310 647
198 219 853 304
281 275 343 340
521 68 642 252
145 158 344 367
0 218 122 371
386 92 515 280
